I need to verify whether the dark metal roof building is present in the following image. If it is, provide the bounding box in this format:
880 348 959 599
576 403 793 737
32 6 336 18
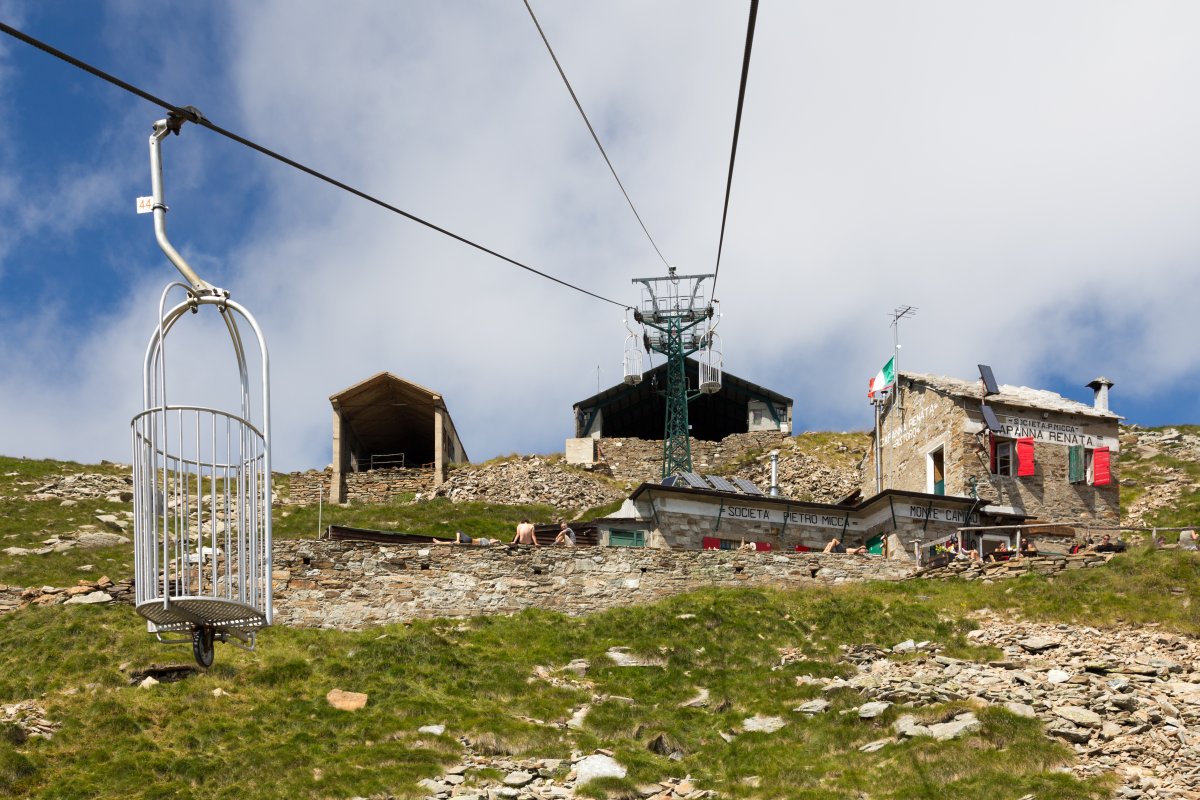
573 358 792 440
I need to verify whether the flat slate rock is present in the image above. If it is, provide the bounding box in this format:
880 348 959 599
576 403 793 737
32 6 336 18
1019 636 1059 653
858 701 892 719
742 714 786 733
574 754 627 786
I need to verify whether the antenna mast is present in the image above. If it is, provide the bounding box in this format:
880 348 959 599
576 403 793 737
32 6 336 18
889 305 917 410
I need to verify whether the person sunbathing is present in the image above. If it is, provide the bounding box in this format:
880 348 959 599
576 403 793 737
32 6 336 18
823 538 867 555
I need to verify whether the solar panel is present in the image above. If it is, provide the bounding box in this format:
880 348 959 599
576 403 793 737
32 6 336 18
706 474 738 492
981 404 1003 432
978 364 999 396
732 478 765 496
681 472 711 489
661 475 682 487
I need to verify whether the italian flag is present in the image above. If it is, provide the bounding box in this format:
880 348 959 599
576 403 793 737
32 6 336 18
868 357 895 399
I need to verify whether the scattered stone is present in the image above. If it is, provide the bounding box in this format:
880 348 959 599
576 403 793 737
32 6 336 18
325 689 368 711
1053 706 1103 728
1019 636 1059 653
892 639 916 654
680 688 709 708
794 699 830 715
63 591 112 605
606 647 666 668
1046 669 1071 684
742 714 786 733
417 724 446 735
138 676 159 689
927 712 981 741
573 754 627 786
502 770 535 787
858 738 891 753
857 701 892 719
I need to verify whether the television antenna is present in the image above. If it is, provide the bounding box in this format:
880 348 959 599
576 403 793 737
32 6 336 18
628 267 723 478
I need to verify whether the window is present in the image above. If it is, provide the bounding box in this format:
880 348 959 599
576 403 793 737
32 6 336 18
990 437 1013 476
990 435 1034 477
1069 445 1085 483
609 529 645 548
1083 446 1111 486
928 447 946 495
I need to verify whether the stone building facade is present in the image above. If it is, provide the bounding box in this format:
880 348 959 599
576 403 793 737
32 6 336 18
590 483 1017 561
862 372 1120 525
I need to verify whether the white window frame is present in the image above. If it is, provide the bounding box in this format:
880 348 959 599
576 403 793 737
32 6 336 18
992 439 1014 477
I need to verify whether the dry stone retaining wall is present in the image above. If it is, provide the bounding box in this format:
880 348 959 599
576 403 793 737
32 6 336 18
270 540 916 629
286 467 434 505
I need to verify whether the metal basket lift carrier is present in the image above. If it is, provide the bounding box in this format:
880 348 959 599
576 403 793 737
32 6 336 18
131 113 272 668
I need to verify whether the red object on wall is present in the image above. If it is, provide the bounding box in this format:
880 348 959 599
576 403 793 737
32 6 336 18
794 545 810 552
989 434 997 473
755 541 772 552
1092 447 1111 485
1016 437 1036 476
702 537 720 550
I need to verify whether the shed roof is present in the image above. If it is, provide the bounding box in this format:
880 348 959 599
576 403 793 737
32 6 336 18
903 372 1121 421
330 372 466 462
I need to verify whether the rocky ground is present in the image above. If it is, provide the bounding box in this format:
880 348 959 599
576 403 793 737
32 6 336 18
432 456 627 512
791 617 1200 799
1121 426 1200 528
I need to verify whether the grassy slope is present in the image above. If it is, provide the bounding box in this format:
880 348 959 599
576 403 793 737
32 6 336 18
1118 425 1200 528
0 458 132 587
5 549 1194 799
2 450 1196 798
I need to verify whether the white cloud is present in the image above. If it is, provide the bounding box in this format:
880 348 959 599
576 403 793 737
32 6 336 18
3 1 1200 468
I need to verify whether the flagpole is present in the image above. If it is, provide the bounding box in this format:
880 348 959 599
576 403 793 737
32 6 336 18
874 398 882 493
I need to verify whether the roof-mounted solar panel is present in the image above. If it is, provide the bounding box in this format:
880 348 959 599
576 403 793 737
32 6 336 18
681 472 711 489
978 364 999 396
732 478 765 496
981 404 1004 432
706 474 738 493
661 475 682 487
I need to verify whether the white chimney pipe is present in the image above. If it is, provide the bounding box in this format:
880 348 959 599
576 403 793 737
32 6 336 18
1086 377 1114 411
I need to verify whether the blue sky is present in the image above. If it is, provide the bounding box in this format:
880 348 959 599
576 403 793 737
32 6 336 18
2 1 1199 472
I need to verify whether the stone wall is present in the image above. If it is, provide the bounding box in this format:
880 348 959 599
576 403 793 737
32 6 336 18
286 467 435 505
271 539 916 629
915 552 1113 581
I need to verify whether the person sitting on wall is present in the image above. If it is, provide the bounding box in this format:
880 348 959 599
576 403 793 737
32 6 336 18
1181 529 1198 551
1018 540 1039 558
949 540 980 561
514 519 539 546
1094 534 1126 553
989 542 1012 562
823 538 867 555
739 538 757 551
554 521 577 547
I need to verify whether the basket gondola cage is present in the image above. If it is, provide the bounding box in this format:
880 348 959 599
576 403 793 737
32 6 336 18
622 312 644 385
131 114 272 668
698 332 723 394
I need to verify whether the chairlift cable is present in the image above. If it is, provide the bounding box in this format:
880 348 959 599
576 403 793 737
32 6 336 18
522 0 671 271
709 0 759 302
0 20 626 309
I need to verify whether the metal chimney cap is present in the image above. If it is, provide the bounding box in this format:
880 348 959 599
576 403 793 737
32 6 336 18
1086 376 1115 390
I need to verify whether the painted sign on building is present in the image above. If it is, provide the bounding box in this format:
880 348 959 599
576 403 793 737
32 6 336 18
1000 415 1119 451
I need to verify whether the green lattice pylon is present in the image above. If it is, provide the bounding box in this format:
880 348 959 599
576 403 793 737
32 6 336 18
631 268 715 479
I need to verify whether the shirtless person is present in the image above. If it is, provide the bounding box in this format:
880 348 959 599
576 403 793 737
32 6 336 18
514 519 539 546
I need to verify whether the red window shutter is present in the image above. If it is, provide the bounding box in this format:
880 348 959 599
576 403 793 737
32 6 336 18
989 434 997 473
755 541 772 552
702 537 720 550
1092 447 1111 485
1016 437 1036 477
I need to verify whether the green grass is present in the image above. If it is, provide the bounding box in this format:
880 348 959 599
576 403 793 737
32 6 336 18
0 457 133 587
4 557 1182 797
272 497 561 542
